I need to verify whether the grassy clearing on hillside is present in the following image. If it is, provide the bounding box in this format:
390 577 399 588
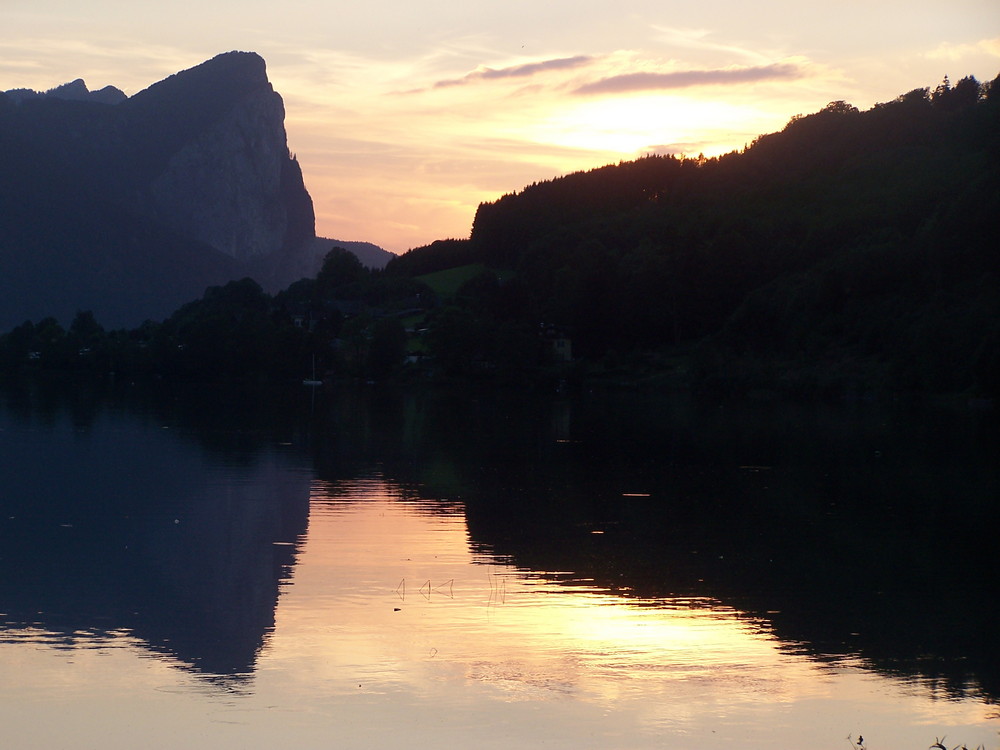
415 264 489 299
416 264 515 300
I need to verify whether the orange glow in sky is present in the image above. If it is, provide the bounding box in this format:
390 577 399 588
2 1 998 252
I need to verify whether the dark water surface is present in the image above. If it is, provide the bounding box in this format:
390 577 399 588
1 381 997 749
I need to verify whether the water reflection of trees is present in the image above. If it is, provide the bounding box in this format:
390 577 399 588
3 381 996 699
308 386 999 703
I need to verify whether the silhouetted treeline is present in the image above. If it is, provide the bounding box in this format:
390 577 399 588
0 249 429 383
383 238 474 277
387 73 1000 396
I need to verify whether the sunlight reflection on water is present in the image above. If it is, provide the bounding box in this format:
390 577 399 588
2 463 997 749
250 479 998 749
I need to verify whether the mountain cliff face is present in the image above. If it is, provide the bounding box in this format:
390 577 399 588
125 52 315 264
0 51 316 329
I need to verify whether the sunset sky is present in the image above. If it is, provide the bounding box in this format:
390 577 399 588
2 1 998 253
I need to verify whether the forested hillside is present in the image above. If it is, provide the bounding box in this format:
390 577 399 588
4 74 998 397
387 74 1000 396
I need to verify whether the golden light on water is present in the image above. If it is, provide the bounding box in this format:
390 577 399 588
3 471 997 750
264 482 899 714
252 477 1000 749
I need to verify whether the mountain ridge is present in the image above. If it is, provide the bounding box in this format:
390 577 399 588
4 78 127 105
0 52 319 328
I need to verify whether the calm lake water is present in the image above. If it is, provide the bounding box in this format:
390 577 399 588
1 381 997 750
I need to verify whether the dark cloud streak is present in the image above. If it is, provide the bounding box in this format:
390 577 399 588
574 63 802 95
433 55 593 89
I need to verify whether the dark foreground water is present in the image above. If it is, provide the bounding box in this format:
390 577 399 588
1 381 997 749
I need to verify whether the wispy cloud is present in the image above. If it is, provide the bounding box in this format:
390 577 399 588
574 63 803 96
926 37 1000 61
649 26 773 64
432 55 594 89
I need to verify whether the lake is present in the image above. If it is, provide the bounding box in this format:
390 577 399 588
1 380 997 749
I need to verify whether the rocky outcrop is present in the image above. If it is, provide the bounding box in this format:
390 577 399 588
0 52 317 328
140 53 313 265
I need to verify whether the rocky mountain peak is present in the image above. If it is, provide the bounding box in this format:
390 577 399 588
0 52 317 328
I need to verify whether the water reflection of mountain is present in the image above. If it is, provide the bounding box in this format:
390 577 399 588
309 387 1000 703
0 382 311 678
3 380 996 701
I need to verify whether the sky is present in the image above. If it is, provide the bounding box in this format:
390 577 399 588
2 1 999 254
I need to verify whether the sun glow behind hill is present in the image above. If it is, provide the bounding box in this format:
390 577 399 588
2 0 998 251
280 55 837 250
522 94 775 155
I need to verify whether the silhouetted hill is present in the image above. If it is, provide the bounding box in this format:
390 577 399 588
384 239 474 277
387 73 1000 395
314 237 394 269
0 52 317 329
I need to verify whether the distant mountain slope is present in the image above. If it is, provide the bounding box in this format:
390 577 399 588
4 78 127 105
314 237 395 269
0 51 316 329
